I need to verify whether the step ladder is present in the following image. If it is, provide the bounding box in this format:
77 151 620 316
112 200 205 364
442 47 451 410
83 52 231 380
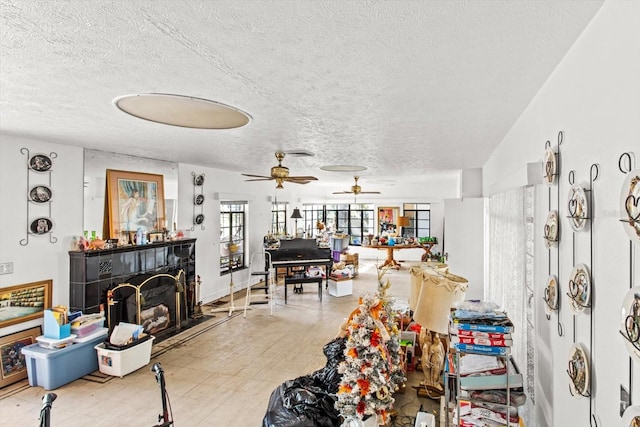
243 251 274 317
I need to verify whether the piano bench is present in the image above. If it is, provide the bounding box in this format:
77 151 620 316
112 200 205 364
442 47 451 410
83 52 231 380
283 276 323 304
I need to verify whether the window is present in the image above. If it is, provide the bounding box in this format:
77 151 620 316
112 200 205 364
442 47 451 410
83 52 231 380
306 204 374 245
401 203 431 238
271 202 288 235
348 204 375 245
325 204 351 235
302 204 325 237
220 202 246 274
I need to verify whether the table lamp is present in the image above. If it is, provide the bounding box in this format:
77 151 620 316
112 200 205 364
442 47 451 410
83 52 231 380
290 207 303 237
412 269 468 397
397 216 410 238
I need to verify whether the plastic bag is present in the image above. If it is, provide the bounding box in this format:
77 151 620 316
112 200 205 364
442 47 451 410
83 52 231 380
262 337 346 427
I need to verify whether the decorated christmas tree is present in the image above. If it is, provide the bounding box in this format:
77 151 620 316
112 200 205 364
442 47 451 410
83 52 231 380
336 268 405 425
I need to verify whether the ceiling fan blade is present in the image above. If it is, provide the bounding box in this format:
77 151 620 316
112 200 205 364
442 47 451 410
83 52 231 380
286 180 312 185
332 191 354 194
242 173 273 179
287 175 318 181
244 178 275 182
359 191 381 194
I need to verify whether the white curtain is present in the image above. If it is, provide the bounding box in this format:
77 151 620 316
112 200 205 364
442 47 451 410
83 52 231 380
487 186 536 425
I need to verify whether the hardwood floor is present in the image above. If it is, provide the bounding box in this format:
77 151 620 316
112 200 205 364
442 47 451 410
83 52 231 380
0 261 440 426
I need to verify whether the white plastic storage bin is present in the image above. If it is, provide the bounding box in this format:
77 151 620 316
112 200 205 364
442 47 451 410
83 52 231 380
94 335 154 377
414 411 435 427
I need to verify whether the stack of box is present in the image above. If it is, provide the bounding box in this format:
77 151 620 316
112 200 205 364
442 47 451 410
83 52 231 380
449 302 524 427
339 252 359 276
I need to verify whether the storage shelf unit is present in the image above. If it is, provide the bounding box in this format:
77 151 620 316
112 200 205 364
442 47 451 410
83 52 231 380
445 349 519 427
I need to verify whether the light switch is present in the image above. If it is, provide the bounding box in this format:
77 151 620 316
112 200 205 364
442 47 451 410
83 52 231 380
0 262 14 275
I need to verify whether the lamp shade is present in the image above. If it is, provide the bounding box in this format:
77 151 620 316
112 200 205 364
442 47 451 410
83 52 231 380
411 268 468 335
397 216 410 227
290 208 303 219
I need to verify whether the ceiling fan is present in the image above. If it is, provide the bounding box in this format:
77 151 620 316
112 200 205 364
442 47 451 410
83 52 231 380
333 176 381 196
242 152 318 189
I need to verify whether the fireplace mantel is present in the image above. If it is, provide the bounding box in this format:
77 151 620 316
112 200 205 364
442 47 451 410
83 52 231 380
69 239 196 322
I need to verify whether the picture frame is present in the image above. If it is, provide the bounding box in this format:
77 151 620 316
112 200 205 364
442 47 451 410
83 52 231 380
105 169 166 240
0 280 52 329
0 326 41 388
378 206 399 236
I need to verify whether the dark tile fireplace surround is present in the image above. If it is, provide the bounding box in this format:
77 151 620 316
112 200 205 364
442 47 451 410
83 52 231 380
69 239 198 341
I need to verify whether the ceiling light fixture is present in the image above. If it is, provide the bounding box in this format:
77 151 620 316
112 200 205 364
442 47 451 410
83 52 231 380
113 93 252 129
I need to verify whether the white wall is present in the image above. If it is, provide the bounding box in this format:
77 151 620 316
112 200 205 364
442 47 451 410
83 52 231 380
0 135 455 340
483 1 640 425
0 136 84 336
443 198 486 301
83 149 179 237
176 163 273 304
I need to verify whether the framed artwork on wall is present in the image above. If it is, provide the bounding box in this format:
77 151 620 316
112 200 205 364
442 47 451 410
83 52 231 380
0 326 41 388
104 169 166 240
0 280 52 329
378 206 399 236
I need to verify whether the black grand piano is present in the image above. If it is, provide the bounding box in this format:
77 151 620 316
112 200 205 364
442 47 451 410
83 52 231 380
267 239 332 303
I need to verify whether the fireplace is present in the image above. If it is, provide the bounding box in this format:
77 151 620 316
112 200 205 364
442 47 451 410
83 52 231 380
106 270 185 336
69 238 198 342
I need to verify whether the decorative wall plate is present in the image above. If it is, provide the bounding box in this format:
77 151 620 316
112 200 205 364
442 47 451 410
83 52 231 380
567 263 591 315
29 185 52 203
543 146 557 186
544 210 559 248
567 184 588 232
620 286 640 363
29 217 54 234
620 169 640 243
29 153 52 172
194 213 204 225
194 194 205 205
544 275 558 315
621 405 640 427
193 174 205 186
567 343 589 398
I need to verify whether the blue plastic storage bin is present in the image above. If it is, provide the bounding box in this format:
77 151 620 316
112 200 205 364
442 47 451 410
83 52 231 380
21 329 106 390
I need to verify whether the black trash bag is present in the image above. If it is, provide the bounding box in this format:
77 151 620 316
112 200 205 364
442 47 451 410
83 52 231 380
262 337 347 427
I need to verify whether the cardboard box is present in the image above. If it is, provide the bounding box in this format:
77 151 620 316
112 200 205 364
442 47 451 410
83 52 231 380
328 278 353 297
340 253 359 262
21 331 106 390
95 335 155 377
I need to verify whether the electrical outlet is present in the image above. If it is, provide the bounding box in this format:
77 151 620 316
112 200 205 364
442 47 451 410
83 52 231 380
620 385 630 416
0 262 14 275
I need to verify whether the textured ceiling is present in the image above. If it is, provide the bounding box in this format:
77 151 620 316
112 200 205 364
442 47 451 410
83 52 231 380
0 0 603 193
